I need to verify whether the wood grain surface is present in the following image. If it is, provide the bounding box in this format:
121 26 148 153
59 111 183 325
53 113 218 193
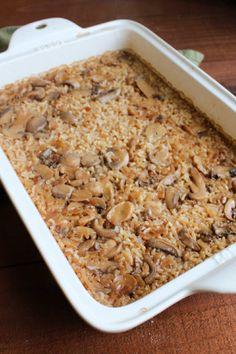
0 1 236 353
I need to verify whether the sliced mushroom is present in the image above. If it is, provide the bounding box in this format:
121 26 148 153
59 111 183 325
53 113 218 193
232 179 236 193
135 78 156 98
34 164 54 180
193 156 207 175
39 148 61 168
103 180 114 201
71 171 90 187
61 152 81 168
63 79 81 90
71 189 92 202
52 184 74 199
46 88 61 101
209 165 230 179
105 243 122 259
93 219 118 239
148 144 170 166
101 239 117 251
31 78 51 87
144 255 157 285
54 70 68 84
165 187 180 210
106 201 134 225
229 168 236 178
60 111 77 125
0 107 14 126
77 239 95 255
105 148 129 170
144 201 160 218
86 181 104 196
97 88 120 103
224 198 236 221
28 87 45 100
119 274 137 295
2 111 31 138
189 167 208 201
81 152 100 167
161 167 181 186
75 226 97 239
145 123 166 142
146 238 182 257
90 197 106 210
26 115 47 134
178 229 200 251
212 222 236 237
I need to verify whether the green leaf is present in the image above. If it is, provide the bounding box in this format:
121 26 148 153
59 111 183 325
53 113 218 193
0 26 19 52
178 49 204 66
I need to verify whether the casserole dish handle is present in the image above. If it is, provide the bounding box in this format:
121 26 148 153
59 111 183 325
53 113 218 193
192 258 236 294
6 18 83 56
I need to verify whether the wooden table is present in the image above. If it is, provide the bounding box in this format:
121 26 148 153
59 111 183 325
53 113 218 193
1 1 236 353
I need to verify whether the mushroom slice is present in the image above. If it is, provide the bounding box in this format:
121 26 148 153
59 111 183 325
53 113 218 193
229 168 236 178
53 70 68 84
60 111 77 125
224 198 236 221
2 111 30 138
145 123 166 142
81 152 100 167
232 179 236 193
144 255 157 284
71 189 92 202
63 79 81 90
212 222 236 237
189 167 208 201
148 144 170 166
161 167 181 186
75 226 97 239
77 239 95 255
145 201 161 219
26 115 47 134
0 107 14 126
178 229 200 251
34 164 54 180
93 219 118 239
105 243 122 259
28 87 45 100
97 88 120 104
31 78 51 87
61 152 81 168
86 181 104 196
52 184 74 200
103 180 114 201
105 148 129 170
39 148 61 168
46 88 61 101
90 197 106 211
135 78 156 98
147 238 182 257
106 201 134 225
193 156 207 175
165 187 180 210
120 274 137 295
209 165 230 179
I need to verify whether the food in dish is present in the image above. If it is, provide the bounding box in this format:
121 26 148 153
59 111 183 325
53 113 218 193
1 50 236 306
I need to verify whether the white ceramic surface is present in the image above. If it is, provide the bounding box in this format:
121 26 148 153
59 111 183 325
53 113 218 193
0 18 236 332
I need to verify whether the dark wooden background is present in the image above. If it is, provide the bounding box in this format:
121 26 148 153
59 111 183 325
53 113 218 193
0 1 236 353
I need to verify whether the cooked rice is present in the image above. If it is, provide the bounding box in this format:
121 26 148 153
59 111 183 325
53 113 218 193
0 50 236 306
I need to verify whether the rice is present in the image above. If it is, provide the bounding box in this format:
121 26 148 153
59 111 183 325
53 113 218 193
0 49 236 307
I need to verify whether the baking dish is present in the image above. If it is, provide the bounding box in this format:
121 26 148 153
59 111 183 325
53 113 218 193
0 18 236 333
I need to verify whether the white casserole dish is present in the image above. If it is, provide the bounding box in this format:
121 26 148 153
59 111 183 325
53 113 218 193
0 18 236 333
